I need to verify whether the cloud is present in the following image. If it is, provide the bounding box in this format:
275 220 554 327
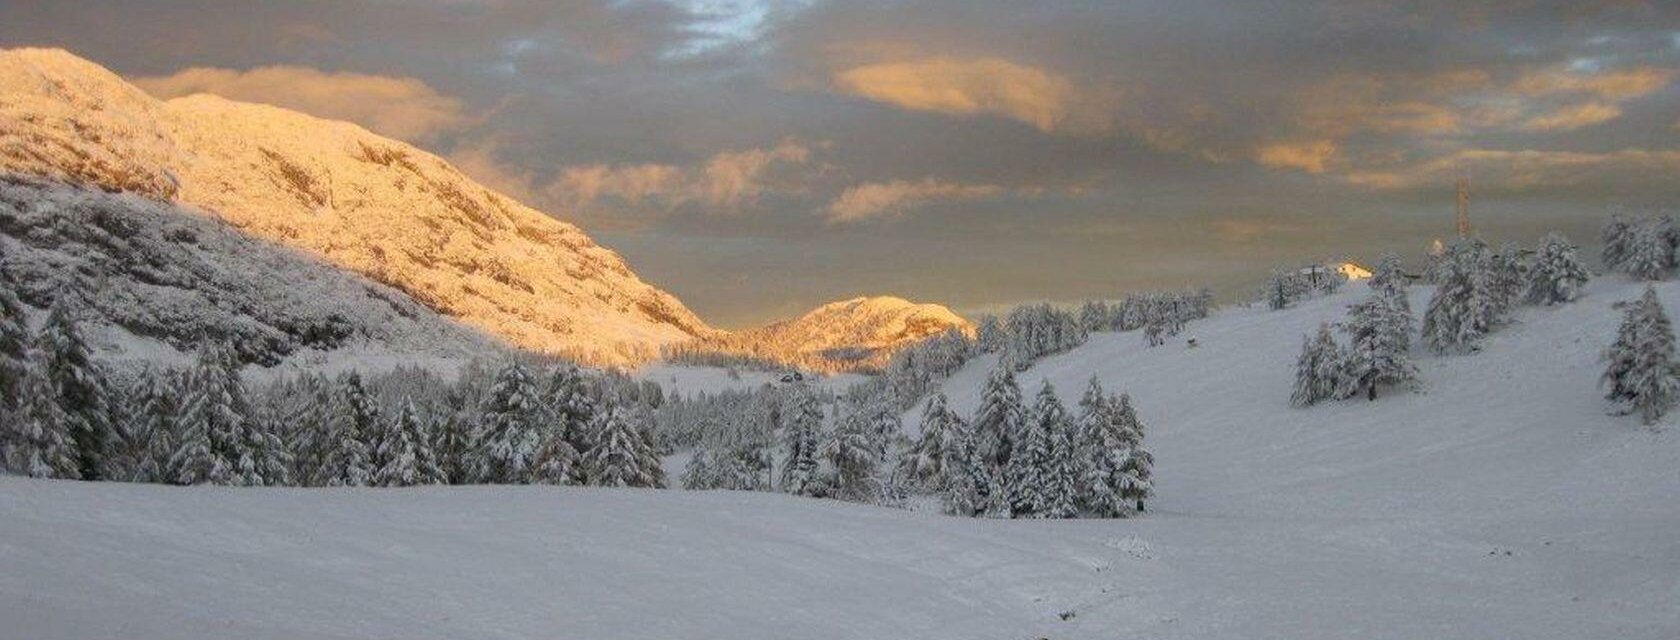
1345 148 1680 192
832 57 1105 134
1521 102 1623 131
133 65 468 143
826 178 1003 223
550 138 813 212
1257 140 1340 173
1513 65 1675 100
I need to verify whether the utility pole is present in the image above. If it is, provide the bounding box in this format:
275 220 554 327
1455 176 1471 238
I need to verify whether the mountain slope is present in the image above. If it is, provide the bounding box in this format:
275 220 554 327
5 277 1673 640
0 177 501 366
0 48 713 365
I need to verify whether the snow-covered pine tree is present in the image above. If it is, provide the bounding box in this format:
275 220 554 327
972 361 1024 470
241 408 293 487
167 343 252 485
822 403 883 502
1623 220 1672 281
586 406 663 488
124 367 182 483
1341 292 1419 401
322 372 378 487
37 301 113 479
1111 393 1153 513
374 398 441 486
1291 324 1346 407
1006 380 1066 518
1601 286 1680 425
0 276 29 414
543 365 597 463
1368 253 1408 299
976 315 1005 354
1601 214 1634 274
778 382 825 496
3 346 80 479
941 417 998 517
472 362 545 484
902 392 964 491
1526 232 1591 306
1489 242 1528 321
283 374 336 486
431 410 472 485
1422 239 1497 354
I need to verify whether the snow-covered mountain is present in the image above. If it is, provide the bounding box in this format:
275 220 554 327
0 177 503 367
695 295 972 371
0 48 714 366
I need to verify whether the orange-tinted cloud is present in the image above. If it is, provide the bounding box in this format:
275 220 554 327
826 178 1003 222
1521 102 1623 131
133 65 468 143
833 57 1106 134
1513 65 1675 100
1345 148 1680 191
1256 139 1339 173
550 138 813 212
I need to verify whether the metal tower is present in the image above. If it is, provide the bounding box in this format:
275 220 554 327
1454 176 1471 238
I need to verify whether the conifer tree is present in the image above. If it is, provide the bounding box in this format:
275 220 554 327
1623 220 1672 281
1602 286 1680 425
941 418 999 517
1110 393 1153 513
532 428 580 485
240 410 293 487
1291 324 1346 407
1526 232 1591 305
37 301 112 479
778 383 824 496
1601 214 1634 273
0 277 29 414
169 344 250 485
374 399 440 486
472 362 544 483
822 404 882 502
971 361 1024 487
125 367 182 483
3 347 80 479
285 374 335 486
322 372 377 487
1422 240 1497 354
902 392 964 491
1007 380 1067 518
587 406 664 488
1368 253 1409 303
1341 292 1418 401
544 366 597 459
431 410 472 485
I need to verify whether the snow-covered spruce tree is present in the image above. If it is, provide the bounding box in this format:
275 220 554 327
1110 393 1153 513
543 365 597 464
374 399 442 486
3 347 80 479
972 361 1024 470
941 417 1000 517
1006 380 1068 518
431 410 473 485
1340 292 1418 401
321 372 378 487
123 367 182 483
37 301 113 479
1368 253 1409 299
902 392 964 491
241 408 293 487
586 406 665 488
976 315 1005 354
0 276 29 413
822 404 883 502
1622 220 1673 281
1601 286 1680 425
1526 232 1591 306
1422 240 1497 354
778 382 825 496
1489 242 1528 321
284 374 336 486
169 343 259 486
532 428 581 485
1601 214 1634 274
1291 324 1346 407
472 362 545 484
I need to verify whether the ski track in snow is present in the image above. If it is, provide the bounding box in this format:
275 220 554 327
3 279 1679 639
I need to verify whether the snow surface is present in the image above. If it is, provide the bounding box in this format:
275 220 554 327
2 278 1678 639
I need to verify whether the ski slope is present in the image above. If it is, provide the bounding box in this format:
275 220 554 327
3 278 1678 639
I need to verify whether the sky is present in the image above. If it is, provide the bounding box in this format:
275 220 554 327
2 0 1678 328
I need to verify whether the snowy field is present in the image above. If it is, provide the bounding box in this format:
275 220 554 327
3 278 1678 639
